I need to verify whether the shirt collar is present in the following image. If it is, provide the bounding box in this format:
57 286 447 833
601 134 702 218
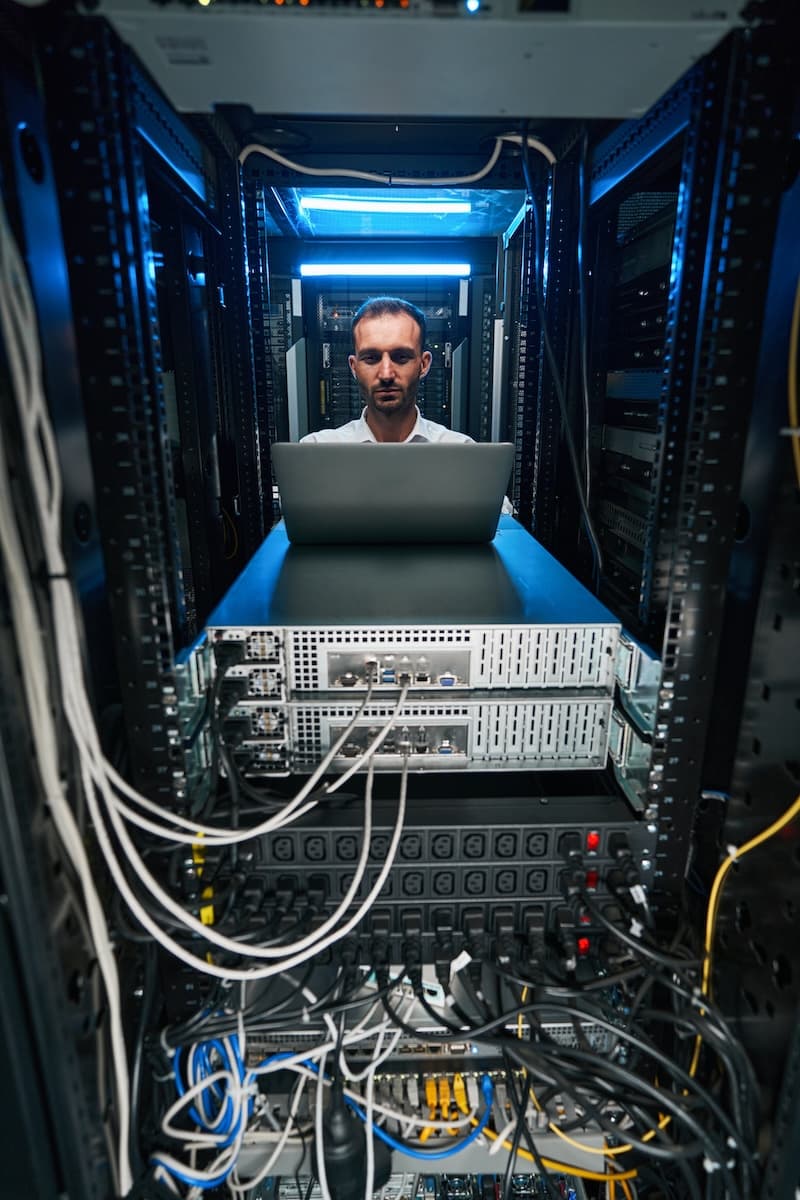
358 407 424 443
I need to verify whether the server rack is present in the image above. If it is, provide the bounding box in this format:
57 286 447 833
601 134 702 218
0 4 796 1195
29 15 272 805
0 18 118 1197
511 25 796 911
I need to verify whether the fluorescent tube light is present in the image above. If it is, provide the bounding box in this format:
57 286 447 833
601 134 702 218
299 197 471 215
299 263 471 278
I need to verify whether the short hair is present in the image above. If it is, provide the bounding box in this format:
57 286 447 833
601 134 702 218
351 296 427 353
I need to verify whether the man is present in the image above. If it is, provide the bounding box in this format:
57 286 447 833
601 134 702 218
300 296 472 445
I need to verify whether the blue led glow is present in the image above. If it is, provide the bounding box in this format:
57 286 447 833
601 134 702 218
299 262 471 278
466 0 480 11
299 197 471 215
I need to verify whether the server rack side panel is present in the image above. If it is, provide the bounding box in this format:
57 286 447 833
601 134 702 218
0 619 113 1200
36 15 196 803
505 206 540 528
586 27 796 909
241 173 280 536
0 38 111 1190
645 28 796 904
195 113 268 584
0 8 115 710
150 178 219 632
712 149 800 1110
534 162 581 559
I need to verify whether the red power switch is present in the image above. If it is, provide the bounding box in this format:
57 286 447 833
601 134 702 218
586 830 601 853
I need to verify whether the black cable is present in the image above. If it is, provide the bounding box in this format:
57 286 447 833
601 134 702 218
501 1052 561 1200
528 998 751 1158
128 943 158 1177
499 1082 526 1200
505 1035 744 1199
577 889 701 975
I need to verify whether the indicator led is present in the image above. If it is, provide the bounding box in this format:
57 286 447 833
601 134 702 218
577 936 591 957
586 830 601 852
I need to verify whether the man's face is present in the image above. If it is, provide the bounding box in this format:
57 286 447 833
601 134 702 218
349 312 432 422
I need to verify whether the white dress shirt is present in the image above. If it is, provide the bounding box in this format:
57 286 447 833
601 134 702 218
299 407 473 445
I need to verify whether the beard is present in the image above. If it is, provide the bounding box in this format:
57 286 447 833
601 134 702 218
367 382 418 417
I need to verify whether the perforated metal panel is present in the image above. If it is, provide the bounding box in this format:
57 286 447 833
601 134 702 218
287 696 611 771
286 624 618 692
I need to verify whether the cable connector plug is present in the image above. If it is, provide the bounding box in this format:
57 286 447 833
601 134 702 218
213 638 246 669
218 675 249 714
370 910 392 988
555 906 577 972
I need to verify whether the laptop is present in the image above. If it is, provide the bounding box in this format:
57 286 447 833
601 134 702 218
271 442 514 545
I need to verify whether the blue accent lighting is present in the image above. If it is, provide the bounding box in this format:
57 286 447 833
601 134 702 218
299 262 471 278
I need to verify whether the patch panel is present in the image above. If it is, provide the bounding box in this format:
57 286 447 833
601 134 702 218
246 1018 610 1065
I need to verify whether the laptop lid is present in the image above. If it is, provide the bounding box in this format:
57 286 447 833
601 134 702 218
271 442 514 545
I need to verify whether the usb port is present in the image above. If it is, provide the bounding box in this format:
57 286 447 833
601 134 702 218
381 669 397 684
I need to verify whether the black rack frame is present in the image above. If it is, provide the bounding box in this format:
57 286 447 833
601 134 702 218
33 15 268 806
529 26 797 910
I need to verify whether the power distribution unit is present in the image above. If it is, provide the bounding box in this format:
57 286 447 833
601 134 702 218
200 516 620 774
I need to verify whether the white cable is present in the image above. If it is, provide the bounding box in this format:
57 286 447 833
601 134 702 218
45 555 407 965
79 750 408 981
339 991 416 1084
228 1074 308 1195
498 133 558 167
0 194 133 1196
100 680 382 845
83 733 386 961
102 678 406 847
239 138 504 183
323 685 410 794
238 131 556 180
